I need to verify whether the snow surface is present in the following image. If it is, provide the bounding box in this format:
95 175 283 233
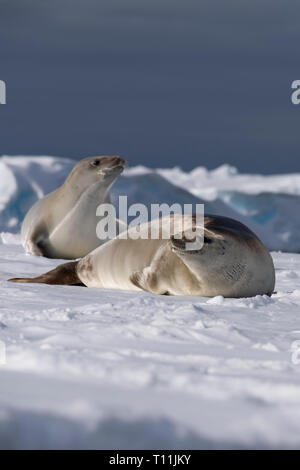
0 156 300 449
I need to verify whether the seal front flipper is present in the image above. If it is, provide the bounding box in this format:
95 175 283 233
130 268 166 295
23 219 50 257
8 261 85 286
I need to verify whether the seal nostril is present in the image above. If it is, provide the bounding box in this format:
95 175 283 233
113 156 123 165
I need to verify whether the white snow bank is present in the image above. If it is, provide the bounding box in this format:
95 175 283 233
0 155 300 252
0 155 73 232
151 164 300 200
1 243 300 449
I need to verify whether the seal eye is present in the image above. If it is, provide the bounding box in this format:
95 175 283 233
91 159 100 167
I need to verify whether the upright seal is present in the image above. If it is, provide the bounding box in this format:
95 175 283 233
21 156 126 259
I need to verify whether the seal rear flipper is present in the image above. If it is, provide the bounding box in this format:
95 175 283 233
8 261 85 286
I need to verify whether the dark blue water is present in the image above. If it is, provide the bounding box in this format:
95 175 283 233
0 0 300 173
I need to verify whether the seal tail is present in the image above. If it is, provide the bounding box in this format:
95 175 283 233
8 261 85 286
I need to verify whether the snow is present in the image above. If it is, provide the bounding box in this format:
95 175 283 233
1 155 300 449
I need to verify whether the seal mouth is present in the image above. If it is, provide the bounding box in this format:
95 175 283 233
97 164 125 176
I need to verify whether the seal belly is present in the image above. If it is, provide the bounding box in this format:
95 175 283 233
77 237 166 290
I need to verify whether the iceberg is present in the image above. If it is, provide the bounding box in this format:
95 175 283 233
0 155 299 252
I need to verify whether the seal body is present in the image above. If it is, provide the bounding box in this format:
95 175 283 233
75 214 275 297
21 156 126 259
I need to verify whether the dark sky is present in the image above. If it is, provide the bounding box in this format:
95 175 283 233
0 0 300 173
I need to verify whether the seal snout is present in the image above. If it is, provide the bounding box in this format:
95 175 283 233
95 156 126 177
101 156 126 170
